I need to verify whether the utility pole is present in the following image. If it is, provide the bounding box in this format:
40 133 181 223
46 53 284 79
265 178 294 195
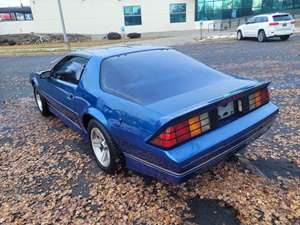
57 0 70 50
199 21 203 40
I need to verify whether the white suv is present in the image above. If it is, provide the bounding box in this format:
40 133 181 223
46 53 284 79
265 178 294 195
237 13 295 42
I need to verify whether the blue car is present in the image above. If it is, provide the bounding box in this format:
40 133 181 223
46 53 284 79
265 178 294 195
30 46 278 183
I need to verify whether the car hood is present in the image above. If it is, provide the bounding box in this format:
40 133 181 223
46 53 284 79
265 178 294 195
146 75 258 122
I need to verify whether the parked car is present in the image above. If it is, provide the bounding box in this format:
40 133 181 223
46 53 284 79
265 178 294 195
30 46 279 183
237 13 295 42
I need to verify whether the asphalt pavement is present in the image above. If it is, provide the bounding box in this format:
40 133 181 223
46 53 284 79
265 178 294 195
0 36 299 225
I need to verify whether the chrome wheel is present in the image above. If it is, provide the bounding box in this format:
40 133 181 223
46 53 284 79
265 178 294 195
91 127 110 167
35 92 43 112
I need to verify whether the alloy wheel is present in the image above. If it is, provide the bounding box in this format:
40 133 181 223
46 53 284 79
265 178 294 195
35 92 43 112
258 32 264 42
91 127 111 167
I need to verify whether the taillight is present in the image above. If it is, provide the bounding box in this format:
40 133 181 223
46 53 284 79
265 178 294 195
248 88 269 110
150 112 211 149
150 87 270 149
269 22 279 26
291 20 295 24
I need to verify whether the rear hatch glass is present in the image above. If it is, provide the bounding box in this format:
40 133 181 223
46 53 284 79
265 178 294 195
100 49 235 105
273 14 292 21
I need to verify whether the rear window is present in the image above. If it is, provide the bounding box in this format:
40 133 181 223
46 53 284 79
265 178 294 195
100 49 224 104
273 14 292 21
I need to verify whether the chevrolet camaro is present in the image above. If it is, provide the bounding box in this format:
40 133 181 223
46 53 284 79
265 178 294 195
30 46 279 183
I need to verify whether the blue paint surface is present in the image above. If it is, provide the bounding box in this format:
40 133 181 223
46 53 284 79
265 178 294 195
30 45 279 183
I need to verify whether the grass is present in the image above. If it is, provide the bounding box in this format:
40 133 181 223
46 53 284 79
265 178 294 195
0 37 160 56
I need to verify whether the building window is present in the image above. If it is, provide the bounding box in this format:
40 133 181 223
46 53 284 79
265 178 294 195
15 12 25 21
0 13 12 21
195 0 298 21
170 3 186 23
124 6 142 26
0 8 33 22
24 13 33 21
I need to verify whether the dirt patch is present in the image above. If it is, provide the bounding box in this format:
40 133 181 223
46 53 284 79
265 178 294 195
0 33 91 46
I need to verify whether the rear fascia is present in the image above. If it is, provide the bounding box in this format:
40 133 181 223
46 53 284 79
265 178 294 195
147 81 270 148
123 101 278 183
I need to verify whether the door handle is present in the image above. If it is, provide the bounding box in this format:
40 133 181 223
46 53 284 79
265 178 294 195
67 94 74 100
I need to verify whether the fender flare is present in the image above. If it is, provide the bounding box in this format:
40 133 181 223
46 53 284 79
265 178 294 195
31 76 39 88
80 107 108 130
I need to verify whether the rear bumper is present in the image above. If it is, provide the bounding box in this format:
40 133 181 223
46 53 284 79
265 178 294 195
124 102 279 183
266 29 293 38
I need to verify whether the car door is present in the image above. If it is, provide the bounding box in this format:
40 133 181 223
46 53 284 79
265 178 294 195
253 16 267 37
40 55 89 128
243 16 256 37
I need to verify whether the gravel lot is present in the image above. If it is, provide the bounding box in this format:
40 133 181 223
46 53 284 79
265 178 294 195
0 36 299 225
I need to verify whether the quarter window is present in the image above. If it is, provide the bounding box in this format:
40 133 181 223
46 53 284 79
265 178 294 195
123 6 142 26
170 3 187 23
52 56 88 85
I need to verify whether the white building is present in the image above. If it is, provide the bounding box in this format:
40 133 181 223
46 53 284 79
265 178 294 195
0 0 205 35
1 0 297 35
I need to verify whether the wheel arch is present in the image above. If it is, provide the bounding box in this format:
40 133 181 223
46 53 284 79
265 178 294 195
31 76 39 88
237 29 243 38
258 29 265 35
81 107 108 131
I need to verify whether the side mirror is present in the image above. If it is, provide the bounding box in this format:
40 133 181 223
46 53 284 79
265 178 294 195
39 70 51 79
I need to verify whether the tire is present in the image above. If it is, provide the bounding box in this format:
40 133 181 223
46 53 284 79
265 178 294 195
34 88 50 116
237 30 243 40
280 35 290 41
257 30 267 42
88 119 122 174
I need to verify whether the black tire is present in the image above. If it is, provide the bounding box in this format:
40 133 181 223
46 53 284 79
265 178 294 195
237 30 243 40
257 30 267 42
280 35 290 41
34 88 50 116
88 119 123 174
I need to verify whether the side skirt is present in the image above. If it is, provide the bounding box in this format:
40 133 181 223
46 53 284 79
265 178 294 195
49 107 89 142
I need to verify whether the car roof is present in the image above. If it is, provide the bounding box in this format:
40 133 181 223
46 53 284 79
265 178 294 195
74 45 170 59
253 12 290 17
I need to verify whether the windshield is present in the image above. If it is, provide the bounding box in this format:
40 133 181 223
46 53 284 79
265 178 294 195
100 49 227 105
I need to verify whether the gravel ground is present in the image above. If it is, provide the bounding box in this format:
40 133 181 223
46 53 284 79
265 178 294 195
0 36 299 225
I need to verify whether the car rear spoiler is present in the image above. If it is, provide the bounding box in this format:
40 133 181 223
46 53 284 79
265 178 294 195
148 81 271 141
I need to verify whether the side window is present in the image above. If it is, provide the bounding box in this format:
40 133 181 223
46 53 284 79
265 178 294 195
52 56 88 85
255 16 268 23
255 17 261 23
247 17 256 24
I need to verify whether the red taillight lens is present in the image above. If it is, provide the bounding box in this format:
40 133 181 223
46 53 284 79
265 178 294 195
269 22 279 26
150 112 211 149
248 88 269 110
150 88 270 149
